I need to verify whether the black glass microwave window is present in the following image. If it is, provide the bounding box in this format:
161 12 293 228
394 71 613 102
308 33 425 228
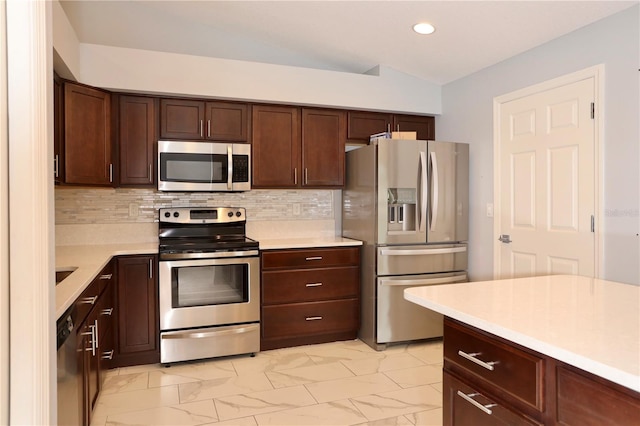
171 264 249 308
160 152 227 183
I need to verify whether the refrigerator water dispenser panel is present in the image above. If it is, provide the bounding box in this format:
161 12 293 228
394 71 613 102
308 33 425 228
387 188 416 232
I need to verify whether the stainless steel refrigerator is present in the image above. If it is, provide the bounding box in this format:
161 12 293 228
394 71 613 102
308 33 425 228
342 138 469 350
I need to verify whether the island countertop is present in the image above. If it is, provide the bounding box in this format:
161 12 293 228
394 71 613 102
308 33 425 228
404 275 640 392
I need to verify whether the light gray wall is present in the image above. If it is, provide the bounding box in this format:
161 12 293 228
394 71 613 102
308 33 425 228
437 5 639 284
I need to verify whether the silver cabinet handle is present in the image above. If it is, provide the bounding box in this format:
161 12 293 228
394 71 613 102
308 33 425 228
148 164 152 183
305 282 323 287
101 349 114 360
456 391 497 415
99 274 112 280
54 155 59 178
304 168 308 185
82 321 97 356
305 316 323 321
79 296 98 305
199 119 203 138
294 168 298 185
109 163 113 183
457 350 498 371
149 258 153 279
305 256 323 261
207 119 211 138
93 319 99 350
100 308 114 316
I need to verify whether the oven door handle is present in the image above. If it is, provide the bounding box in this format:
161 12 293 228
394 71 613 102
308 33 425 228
161 325 258 340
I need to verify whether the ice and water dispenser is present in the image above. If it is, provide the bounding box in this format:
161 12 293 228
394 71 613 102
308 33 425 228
387 188 417 232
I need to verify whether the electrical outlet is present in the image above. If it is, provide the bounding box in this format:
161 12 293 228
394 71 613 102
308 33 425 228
129 203 139 217
292 203 301 216
486 203 494 217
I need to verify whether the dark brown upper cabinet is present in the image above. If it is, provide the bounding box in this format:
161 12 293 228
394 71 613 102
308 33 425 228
347 111 435 144
392 114 435 140
160 98 249 141
301 108 346 187
63 81 113 186
118 95 157 186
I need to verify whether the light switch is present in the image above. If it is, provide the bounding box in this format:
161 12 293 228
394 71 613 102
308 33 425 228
129 203 139 217
486 203 494 217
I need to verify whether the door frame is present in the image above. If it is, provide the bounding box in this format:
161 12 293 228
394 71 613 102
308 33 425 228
492 65 604 279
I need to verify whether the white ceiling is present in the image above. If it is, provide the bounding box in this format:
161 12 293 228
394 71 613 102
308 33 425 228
59 0 637 85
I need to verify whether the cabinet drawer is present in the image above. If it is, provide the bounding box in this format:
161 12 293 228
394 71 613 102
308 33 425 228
75 280 100 328
262 267 359 304
262 247 359 269
444 319 544 412
262 299 358 339
444 371 541 426
556 365 640 426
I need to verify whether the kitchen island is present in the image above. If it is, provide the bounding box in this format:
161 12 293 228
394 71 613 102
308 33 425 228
405 275 639 425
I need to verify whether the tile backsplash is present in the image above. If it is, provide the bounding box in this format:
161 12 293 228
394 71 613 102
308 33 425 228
55 187 336 224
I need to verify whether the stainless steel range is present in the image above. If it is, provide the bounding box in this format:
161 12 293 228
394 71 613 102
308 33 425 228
158 207 260 364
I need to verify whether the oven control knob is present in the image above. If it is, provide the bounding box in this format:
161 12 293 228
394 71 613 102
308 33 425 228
227 211 234 218
164 212 170 218
173 212 180 218
236 211 242 217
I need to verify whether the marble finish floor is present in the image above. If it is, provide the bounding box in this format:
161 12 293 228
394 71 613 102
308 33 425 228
91 339 444 426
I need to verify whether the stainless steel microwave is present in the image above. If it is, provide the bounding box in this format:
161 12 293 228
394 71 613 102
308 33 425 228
158 140 251 192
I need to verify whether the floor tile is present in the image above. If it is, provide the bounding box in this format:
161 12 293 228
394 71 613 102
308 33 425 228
179 373 274 403
383 365 442 388
202 416 258 426
342 353 425 376
354 415 414 425
232 350 316 376
266 361 355 388
349 384 442 421
405 341 444 365
104 400 217 425
404 407 443 426
214 385 317 421
100 372 149 395
93 385 180 418
305 373 401 403
254 399 368 425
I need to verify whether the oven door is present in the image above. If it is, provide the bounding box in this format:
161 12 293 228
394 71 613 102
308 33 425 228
159 255 260 331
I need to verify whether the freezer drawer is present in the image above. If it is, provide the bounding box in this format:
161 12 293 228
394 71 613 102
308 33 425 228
377 272 467 344
377 244 467 276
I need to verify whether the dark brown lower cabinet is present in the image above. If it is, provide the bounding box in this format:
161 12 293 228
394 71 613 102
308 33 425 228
113 255 160 367
443 318 640 426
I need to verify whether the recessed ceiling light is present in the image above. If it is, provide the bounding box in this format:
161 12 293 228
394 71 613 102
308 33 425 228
413 23 435 35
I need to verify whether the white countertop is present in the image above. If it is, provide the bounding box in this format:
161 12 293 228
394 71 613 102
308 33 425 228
56 243 158 319
404 275 640 392
257 236 363 250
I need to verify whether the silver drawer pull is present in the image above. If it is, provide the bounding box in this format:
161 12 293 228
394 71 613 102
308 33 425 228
101 349 115 360
305 282 323 287
101 308 114 316
305 316 323 321
99 274 112 280
305 256 323 261
79 296 98 305
458 350 497 371
457 391 497 415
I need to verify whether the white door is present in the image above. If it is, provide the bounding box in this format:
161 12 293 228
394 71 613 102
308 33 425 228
497 77 596 278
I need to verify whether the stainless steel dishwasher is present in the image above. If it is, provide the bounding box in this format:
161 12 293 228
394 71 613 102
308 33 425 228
56 306 82 425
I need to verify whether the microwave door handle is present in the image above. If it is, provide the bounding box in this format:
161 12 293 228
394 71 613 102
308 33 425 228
227 145 233 190
419 151 428 232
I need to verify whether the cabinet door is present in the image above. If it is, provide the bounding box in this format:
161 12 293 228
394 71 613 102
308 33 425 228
392 114 435 140
346 111 392 143
252 105 300 188
78 309 100 424
98 282 116 373
205 101 249 141
54 74 64 183
160 99 205 139
64 82 112 185
115 255 159 366
301 109 346 187
119 96 157 186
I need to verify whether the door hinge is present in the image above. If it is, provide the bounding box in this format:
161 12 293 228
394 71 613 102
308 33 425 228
590 102 595 119
591 215 595 233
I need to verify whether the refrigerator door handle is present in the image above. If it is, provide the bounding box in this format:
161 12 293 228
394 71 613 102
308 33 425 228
429 151 439 231
419 151 428 232
380 274 467 287
379 246 467 256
